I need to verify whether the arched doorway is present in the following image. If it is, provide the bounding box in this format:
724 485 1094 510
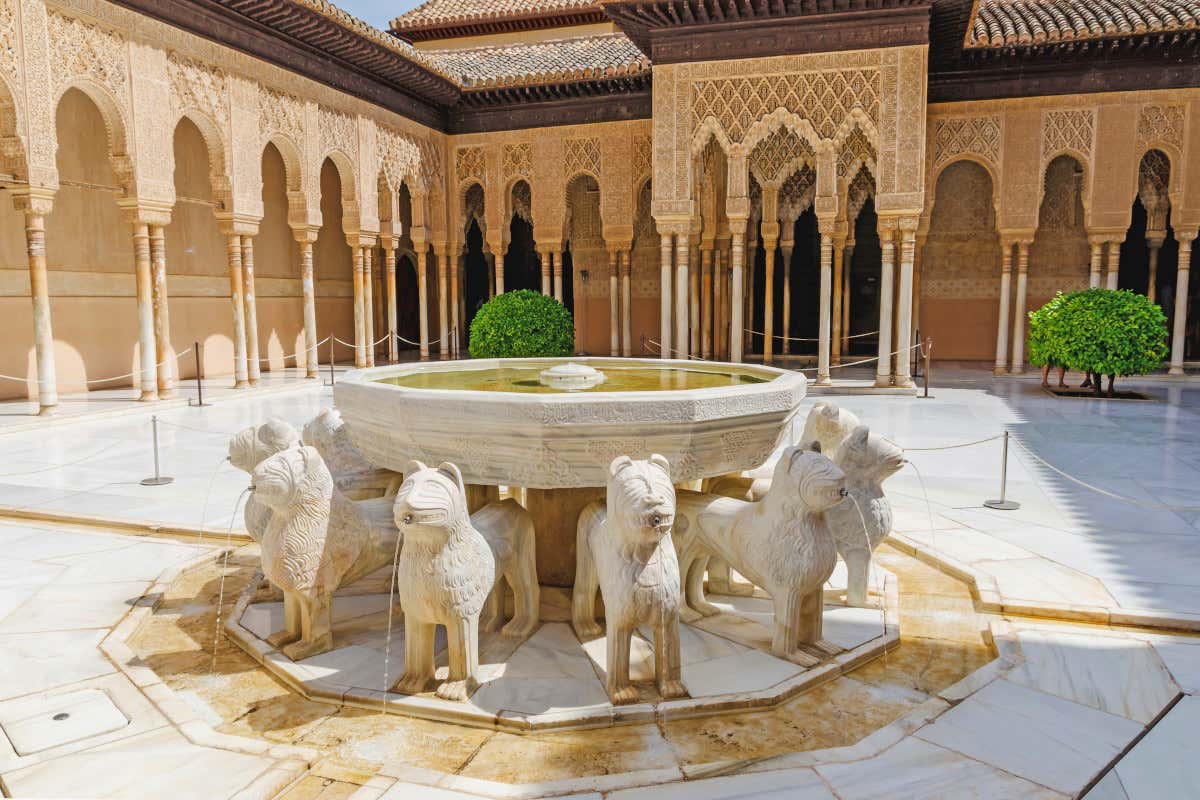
314 158 354 361
255 141 303 370
504 180 540 293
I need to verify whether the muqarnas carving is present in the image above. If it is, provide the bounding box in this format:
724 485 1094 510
675 445 847 666
826 426 905 607
392 461 539 701
573 455 688 705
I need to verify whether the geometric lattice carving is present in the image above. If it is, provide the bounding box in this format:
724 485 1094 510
564 137 601 179
455 146 484 183
837 126 877 179
633 134 652 183
932 115 1001 170
779 165 816 220
932 159 994 235
1042 109 1094 161
847 165 875 223
502 142 531 180
1137 104 1184 152
749 126 814 186
692 68 880 143
925 160 999 300
565 173 602 244
1039 155 1084 232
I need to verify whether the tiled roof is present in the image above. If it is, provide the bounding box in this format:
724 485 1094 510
428 32 650 88
391 0 601 32
966 0 1200 48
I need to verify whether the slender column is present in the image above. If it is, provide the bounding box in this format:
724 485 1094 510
297 234 318 377
239 236 261 383
894 221 916 388
1106 240 1120 290
875 223 896 387
457 257 467 352
486 253 496 298
132 224 158 400
226 233 248 387
713 248 724 361
385 242 398 362
451 252 461 357
541 248 551 295
496 250 506 297
689 246 700 355
608 248 620 356
817 233 834 386
1010 240 1031 375
1088 240 1104 288
780 243 794 356
912 234 925 344
552 251 563 302
995 241 1013 375
1170 234 1193 375
364 245 376 367
415 247 430 360
675 234 690 359
660 233 673 357
744 238 756 356
842 243 854 353
351 245 366 367
22 204 57 413
730 223 746 363
832 238 845 365
621 250 632 357
762 235 777 363
701 247 713 359
1147 236 1163 303
149 225 174 398
436 247 449 360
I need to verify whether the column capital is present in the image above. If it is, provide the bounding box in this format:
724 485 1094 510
347 233 378 249
605 239 633 254
121 199 173 228
217 215 260 237
10 187 55 216
291 225 321 244
1178 231 1196 246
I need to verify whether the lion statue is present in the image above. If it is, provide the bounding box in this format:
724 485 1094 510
674 444 846 666
391 461 539 701
799 401 861 460
302 408 403 499
573 455 687 705
826 426 906 607
251 445 355 661
229 419 301 601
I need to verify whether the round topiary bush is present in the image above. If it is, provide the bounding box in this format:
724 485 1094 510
1027 292 1070 386
1053 288 1168 396
468 289 575 359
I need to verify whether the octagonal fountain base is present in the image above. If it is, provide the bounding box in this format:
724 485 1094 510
224 565 899 733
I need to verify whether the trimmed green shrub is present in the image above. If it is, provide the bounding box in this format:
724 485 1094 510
1027 291 1070 369
468 289 575 359
1052 288 1168 395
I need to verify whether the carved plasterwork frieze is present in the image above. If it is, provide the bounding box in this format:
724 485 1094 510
258 86 303 143
455 145 484 184
633 134 652 184
379 127 421 192
749 126 814 187
319 105 357 159
167 52 228 130
846 165 875 223
1136 104 1185 153
47 11 130 134
502 142 532 181
1042 109 1094 164
932 115 1000 172
564 136 601 180
837 125 877 180
0 0 18 81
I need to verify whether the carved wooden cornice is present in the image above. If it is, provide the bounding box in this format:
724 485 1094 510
394 8 610 43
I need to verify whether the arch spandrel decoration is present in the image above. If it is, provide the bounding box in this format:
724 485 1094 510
749 125 815 188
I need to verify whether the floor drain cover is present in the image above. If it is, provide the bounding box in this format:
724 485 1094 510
0 689 129 756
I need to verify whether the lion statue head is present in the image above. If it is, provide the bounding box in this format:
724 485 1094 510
393 460 469 544
771 442 847 513
302 409 372 477
837 426 906 484
607 455 676 547
250 445 332 514
230 419 300 474
799 401 859 457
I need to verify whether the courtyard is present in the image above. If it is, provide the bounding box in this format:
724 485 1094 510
0 364 1197 799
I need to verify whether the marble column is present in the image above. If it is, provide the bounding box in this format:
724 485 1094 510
21 201 57 414
689 246 700 355
1106 240 1120 290
608 247 620 357
226 233 249 388
486 252 496 299
660 233 673 357
131 223 158 400
1170 234 1193 375
894 221 917 388
817 233 834 386
495 249 506 297
553 250 563 303
832 237 845 365
363 245 376 367
540 248 551 295
701 247 713 360
621 250 632 357
842 242 854 354
1010 240 1031 375
240 236 261 383
875 223 895 388
149 225 174 398
436 246 449 360
416 247 430 360
730 223 746 363
351 244 366 368
451 252 461 357
762 235 778 364
675 234 690 359
780 242 793 356
385 242 398 362
713 248 724 361
1147 236 1163 303
1088 240 1104 288
995 241 1013 375
297 233 319 377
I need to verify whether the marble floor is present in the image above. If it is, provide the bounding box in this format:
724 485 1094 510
1 361 1200 797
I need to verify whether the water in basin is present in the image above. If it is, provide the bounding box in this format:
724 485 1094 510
376 363 771 393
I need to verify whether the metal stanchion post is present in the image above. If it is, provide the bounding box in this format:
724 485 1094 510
141 415 174 486
188 341 209 407
919 338 933 399
984 430 1020 510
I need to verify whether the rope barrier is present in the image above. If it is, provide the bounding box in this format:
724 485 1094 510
252 336 330 364
642 338 707 361
0 347 193 385
793 343 923 373
156 418 242 438
743 327 880 343
896 434 1005 452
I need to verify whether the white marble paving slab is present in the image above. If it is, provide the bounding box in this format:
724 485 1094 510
1084 771 1130 800
0 688 129 756
816 737 1066 799
822 605 885 651
53 541 202 584
1113 696 1200 799
606 768 836 799
0 580 149 634
1006 629 1179 723
1148 638 1200 694
915 679 1142 794
681 649 800 697
0 630 114 701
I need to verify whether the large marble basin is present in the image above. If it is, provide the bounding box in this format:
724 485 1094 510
334 357 806 489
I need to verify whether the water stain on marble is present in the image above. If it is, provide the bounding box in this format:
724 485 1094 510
460 724 679 783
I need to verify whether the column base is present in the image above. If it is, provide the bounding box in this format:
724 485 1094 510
1168 366 1186 376
158 388 176 400
874 376 892 388
993 366 1008 376
37 404 58 417
234 380 250 389
893 377 915 389
815 376 833 387
1010 367 1025 376
138 390 159 402
306 371 319 380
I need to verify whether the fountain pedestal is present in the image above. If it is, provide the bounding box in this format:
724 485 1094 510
523 486 604 587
